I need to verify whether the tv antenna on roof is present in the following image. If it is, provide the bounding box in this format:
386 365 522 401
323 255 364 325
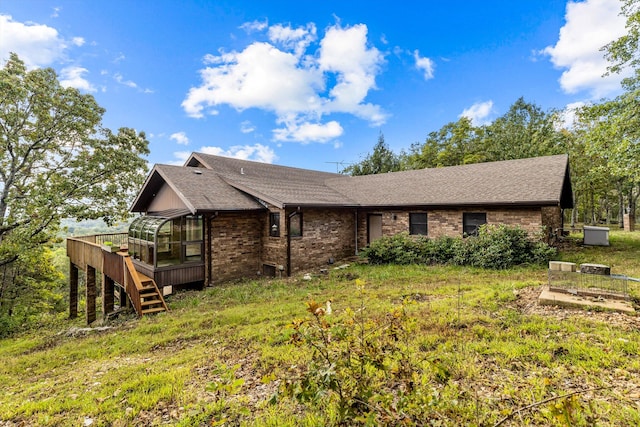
325 161 352 173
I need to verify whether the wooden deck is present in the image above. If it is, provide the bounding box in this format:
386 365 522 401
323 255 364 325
67 233 168 324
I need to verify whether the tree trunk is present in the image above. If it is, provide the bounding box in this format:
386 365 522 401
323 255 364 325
570 192 577 227
618 187 625 228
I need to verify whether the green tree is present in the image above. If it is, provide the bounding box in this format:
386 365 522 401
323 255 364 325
579 0 640 226
576 89 640 225
342 132 401 175
0 53 149 325
480 97 565 162
604 0 640 78
406 116 482 169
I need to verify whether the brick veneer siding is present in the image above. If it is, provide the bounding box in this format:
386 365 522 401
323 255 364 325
209 205 562 283
261 207 287 273
289 208 356 274
357 206 553 249
211 212 263 283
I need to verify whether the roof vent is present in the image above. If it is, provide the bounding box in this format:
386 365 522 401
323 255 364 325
240 167 245 175
192 169 202 175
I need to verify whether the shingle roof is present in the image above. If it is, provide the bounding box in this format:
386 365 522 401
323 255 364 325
189 153 357 207
132 153 572 212
326 154 572 207
130 165 264 212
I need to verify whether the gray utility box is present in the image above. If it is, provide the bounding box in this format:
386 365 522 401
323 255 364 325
583 225 610 246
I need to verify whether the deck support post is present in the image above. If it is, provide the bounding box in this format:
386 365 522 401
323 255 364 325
102 274 114 320
69 262 79 319
86 265 96 324
119 284 129 308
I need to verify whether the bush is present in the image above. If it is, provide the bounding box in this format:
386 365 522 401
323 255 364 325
360 225 556 269
282 280 419 424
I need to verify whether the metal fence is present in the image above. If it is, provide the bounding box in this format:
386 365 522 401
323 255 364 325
548 270 632 300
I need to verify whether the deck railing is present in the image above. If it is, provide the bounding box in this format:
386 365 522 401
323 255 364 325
67 233 128 270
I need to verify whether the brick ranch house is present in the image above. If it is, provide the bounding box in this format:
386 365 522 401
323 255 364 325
124 153 573 292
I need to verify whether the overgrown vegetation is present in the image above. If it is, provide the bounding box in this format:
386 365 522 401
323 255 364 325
2 230 640 426
362 225 556 269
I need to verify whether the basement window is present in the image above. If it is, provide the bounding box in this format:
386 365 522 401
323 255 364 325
409 213 428 235
463 212 487 237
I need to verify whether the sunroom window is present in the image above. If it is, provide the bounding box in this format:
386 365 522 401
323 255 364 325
128 213 203 268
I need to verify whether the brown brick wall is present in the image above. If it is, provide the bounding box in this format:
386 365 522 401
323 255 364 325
211 212 263 283
209 204 561 283
357 207 549 248
541 206 563 240
262 207 287 272
289 208 356 273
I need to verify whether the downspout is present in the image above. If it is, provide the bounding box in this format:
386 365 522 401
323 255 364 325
208 212 217 286
355 209 359 255
286 208 300 277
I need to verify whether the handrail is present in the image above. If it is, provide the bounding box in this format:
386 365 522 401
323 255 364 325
123 255 143 316
122 255 168 315
152 280 170 312
67 232 128 246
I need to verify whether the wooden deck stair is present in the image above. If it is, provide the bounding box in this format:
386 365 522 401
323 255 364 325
137 273 169 315
123 256 169 316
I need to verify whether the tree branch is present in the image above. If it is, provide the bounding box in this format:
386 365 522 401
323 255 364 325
492 386 610 427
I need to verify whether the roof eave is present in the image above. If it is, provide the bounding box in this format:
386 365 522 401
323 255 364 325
354 200 562 209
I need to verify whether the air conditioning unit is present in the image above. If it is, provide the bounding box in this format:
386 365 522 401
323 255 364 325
583 225 609 246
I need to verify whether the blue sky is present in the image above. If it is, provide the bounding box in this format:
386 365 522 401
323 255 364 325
0 0 629 172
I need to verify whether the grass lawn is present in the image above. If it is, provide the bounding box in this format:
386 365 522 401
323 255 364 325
2 230 640 426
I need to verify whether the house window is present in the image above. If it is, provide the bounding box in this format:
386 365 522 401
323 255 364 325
290 213 302 237
463 212 487 236
270 212 280 237
409 213 428 235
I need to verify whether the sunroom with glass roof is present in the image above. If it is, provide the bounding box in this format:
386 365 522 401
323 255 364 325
128 209 204 276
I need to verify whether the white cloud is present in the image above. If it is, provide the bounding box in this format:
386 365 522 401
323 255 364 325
114 72 138 88
273 120 343 143
59 66 96 92
182 21 387 144
199 143 277 163
318 23 386 123
413 50 435 80
0 14 67 68
169 151 192 166
268 23 317 57
170 132 190 145
543 0 629 98
72 37 85 47
240 120 255 133
460 100 494 125
240 20 268 33
556 101 586 130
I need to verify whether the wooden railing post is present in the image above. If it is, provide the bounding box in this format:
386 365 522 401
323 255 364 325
86 265 96 324
102 274 114 320
69 262 79 319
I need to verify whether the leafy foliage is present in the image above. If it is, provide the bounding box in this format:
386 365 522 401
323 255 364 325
342 132 402 175
0 53 149 328
282 280 421 425
361 225 556 268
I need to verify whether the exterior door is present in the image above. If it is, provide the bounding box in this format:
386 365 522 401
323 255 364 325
368 214 383 243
